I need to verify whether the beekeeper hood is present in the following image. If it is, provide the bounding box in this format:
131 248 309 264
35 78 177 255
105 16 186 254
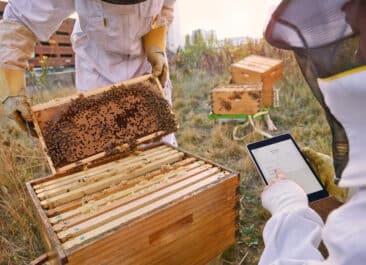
265 0 366 187
101 0 147 4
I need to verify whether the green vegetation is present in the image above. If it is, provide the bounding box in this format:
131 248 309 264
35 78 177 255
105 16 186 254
0 37 331 264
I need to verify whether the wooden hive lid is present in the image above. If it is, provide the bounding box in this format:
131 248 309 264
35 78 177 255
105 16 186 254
212 82 263 93
231 55 283 74
31 74 178 174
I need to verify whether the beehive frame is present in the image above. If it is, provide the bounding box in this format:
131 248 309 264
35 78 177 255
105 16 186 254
31 75 177 174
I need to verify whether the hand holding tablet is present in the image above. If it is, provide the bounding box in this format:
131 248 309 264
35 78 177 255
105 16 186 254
247 134 329 202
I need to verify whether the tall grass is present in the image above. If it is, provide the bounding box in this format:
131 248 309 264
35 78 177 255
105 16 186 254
0 85 76 264
0 123 47 264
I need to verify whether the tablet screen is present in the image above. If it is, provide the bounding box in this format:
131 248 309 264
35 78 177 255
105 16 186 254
251 139 323 194
247 135 328 202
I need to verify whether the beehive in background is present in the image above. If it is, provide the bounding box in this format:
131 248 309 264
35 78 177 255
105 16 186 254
28 75 239 265
211 83 262 115
231 55 283 107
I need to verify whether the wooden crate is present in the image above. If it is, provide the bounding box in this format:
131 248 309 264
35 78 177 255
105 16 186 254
231 55 283 107
28 75 239 264
27 143 239 265
211 83 262 115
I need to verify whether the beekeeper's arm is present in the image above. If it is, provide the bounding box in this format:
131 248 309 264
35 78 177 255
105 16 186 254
143 0 175 86
260 175 366 265
259 171 325 265
0 1 74 132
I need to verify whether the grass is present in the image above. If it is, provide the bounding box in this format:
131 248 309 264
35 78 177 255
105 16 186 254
0 86 76 265
0 48 331 264
0 134 46 264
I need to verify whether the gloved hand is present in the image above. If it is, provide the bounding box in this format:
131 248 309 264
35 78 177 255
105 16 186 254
143 25 168 86
262 169 308 215
0 68 35 136
0 19 36 136
302 147 348 202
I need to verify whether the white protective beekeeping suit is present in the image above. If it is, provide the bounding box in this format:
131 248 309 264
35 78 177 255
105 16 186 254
0 0 177 146
259 0 366 264
259 67 366 265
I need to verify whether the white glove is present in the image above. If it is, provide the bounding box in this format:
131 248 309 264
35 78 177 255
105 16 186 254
3 95 32 119
262 179 308 215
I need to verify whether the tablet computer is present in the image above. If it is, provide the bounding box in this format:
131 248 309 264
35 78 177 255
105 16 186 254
247 133 329 202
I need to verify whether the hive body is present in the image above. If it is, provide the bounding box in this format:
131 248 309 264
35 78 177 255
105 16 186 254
27 144 239 265
231 55 283 107
211 83 262 115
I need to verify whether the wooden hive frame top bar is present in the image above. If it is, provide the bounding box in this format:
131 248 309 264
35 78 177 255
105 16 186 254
231 55 283 73
31 75 178 174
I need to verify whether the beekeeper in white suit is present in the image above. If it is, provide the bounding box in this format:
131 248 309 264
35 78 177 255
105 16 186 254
260 0 366 264
0 0 177 146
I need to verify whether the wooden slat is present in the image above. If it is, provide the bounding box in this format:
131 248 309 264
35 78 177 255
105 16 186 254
55 131 169 174
49 158 201 225
46 158 198 218
36 147 174 195
29 143 165 188
58 46 73 55
49 159 200 224
57 19 74 33
40 152 185 209
52 163 212 231
34 46 57 55
37 149 179 200
51 34 71 44
25 182 67 265
32 75 152 111
62 171 229 249
57 167 222 242
34 145 170 191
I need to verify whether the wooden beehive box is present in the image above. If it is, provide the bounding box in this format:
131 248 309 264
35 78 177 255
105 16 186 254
231 55 283 107
27 75 239 265
211 83 262 115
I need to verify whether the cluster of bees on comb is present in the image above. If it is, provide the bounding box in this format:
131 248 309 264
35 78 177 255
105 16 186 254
42 79 178 168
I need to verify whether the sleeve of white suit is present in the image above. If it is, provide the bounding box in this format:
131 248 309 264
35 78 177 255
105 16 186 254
161 0 175 25
4 0 75 41
259 180 325 265
0 1 75 70
163 0 175 8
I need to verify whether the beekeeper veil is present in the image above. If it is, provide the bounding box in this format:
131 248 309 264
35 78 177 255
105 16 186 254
101 0 147 4
265 0 366 184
